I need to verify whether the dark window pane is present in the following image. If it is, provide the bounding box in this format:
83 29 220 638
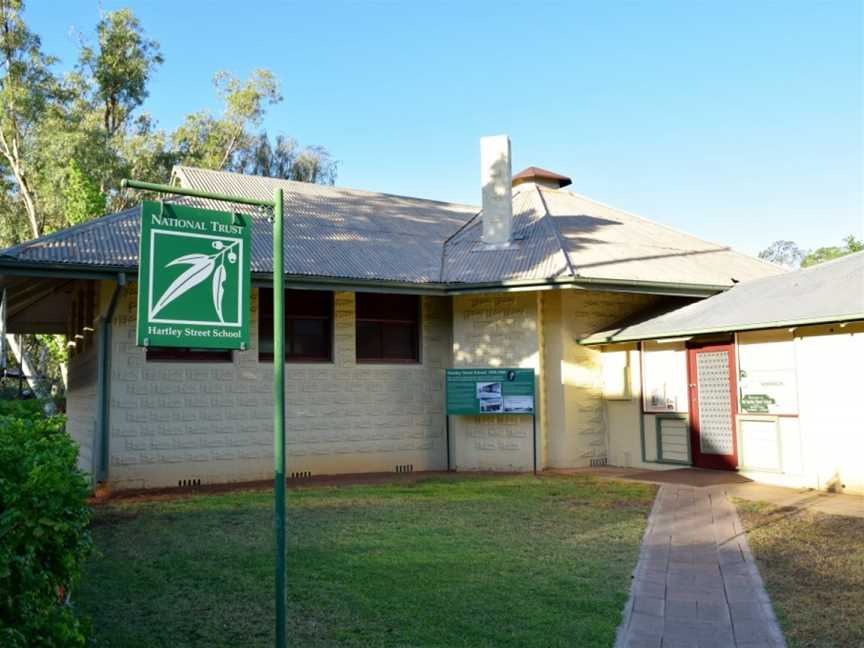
290 319 329 359
381 323 415 359
356 293 418 322
146 348 233 363
285 289 331 317
259 288 332 362
356 321 382 360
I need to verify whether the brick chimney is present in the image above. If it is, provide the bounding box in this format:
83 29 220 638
480 135 513 247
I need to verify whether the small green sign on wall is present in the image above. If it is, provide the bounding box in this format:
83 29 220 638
137 200 251 349
445 368 535 415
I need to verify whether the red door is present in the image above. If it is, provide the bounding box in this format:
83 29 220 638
687 342 739 470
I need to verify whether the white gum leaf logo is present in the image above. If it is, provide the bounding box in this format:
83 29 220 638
212 264 227 323
151 239 238 320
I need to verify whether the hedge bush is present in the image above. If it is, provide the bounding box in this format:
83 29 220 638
0 398 51 421
0 411 92 647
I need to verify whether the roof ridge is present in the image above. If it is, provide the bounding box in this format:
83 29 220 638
535 185 576 278
542 187 785 274
0 207 139 258
173 165 480 211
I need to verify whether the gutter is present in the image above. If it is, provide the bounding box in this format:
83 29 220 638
94 273 126 483
580 312 864 346
0 259 731 299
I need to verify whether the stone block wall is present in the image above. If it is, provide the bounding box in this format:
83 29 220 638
451 292 540 471
106 285 451 489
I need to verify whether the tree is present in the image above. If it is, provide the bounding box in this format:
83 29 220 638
172 69 281 171
801 235 864 268
79 8 163 137
758 240 806 269
0 0 60 239
62 159 105 226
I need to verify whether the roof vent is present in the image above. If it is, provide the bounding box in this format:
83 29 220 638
512 166 572 189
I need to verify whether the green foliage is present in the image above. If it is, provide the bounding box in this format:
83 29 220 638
62 160 105 226
80 8 163 136
0 411 92 647
0 397 48 420
800 234 863 268
0 5 336 247
0 0 62 239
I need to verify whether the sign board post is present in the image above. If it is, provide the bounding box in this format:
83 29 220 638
137 201 251 349
123 179 287 648
445 368 537 472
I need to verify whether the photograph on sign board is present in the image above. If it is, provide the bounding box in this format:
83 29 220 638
476 382 502 398
479 397 503 413
503 395 534 413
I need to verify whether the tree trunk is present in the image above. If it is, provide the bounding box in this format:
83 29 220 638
5 334 53 407
0 128 40 238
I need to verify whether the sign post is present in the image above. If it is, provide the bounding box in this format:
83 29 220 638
122 179 287 648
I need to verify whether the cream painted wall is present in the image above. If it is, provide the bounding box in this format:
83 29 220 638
543 290 658 468
104 286 452 489
794 322 864 494
450 292 539 471
601 323 864 494
602 344 683 471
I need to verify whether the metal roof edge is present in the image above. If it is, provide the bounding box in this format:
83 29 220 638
0 260 134 281
579 313 864 346
444 275 728 297
0 257 730 298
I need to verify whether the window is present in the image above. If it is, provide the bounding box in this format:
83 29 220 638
258 289 333 362
146 348 233 363
356 293 420 363
641 340 688 413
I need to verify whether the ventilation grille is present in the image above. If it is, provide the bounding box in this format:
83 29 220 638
289 471 312 480
590 457 608 467
178 479 201 487
395 464 414 473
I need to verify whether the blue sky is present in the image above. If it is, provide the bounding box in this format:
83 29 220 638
26 1 863 256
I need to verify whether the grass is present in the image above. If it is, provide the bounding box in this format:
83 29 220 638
76 474 656 648
735 499 864 648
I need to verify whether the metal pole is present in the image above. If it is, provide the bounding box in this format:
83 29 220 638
445 415 451 472
532 414 537 475
272 188 287 648
120 178 276 209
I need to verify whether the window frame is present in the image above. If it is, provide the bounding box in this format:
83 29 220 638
355 293 422 364
258 288 334 364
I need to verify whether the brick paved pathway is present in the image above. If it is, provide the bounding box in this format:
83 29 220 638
615 485 786 648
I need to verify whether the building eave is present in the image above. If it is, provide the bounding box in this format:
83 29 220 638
580 313 864 346
0 258 732 299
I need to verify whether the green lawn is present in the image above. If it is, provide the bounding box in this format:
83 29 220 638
736 499 864 648
77 474 656 648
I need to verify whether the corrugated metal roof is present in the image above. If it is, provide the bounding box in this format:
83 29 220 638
540 188 784 286
582 251 864 344
0 165 783 291
0 208 140 268
442 186 570 283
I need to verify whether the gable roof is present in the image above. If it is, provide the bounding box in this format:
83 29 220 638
581 251 864 344
0 165 782 294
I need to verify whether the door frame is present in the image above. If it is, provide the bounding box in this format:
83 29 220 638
686 341 739 471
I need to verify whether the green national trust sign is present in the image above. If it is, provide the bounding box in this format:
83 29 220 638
136 201 251 349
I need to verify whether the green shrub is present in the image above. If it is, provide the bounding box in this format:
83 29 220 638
0 414 92 647
0 398 51 421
